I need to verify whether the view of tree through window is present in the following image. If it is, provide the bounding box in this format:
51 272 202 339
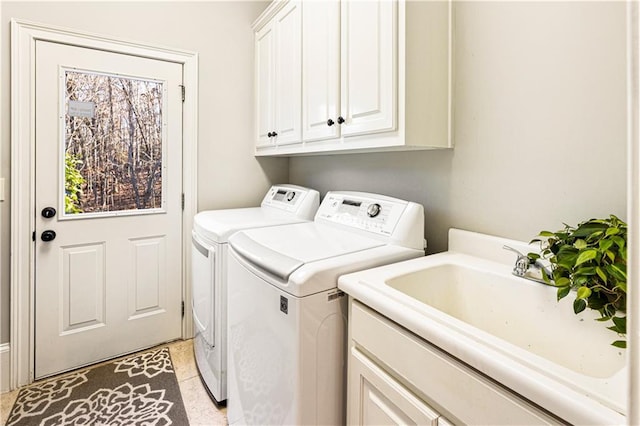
64 70 164 215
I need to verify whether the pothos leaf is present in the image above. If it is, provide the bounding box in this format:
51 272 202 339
556 286 570 301
575 249 597 266
573 298 587 314
576 286 592 300
605 227 620 236
573 239 587 250
616 281 627 293
612 316 627 334
599 239 614 252
538 231 556 237
595 266 607 284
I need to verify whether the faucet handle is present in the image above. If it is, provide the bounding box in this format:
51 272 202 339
503 245 530 276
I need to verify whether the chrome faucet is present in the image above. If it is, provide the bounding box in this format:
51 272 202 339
503 245 553 284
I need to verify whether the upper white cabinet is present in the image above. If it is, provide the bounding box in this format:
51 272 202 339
340 0 396 137
301 0 340 142
255 1 301 147
253 0 452 156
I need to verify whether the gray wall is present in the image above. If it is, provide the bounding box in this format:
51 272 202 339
0 1 288 344
291 1 628 255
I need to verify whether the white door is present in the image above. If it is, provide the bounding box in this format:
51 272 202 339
302 0 341 142
341 0 397 136
34 41 183 379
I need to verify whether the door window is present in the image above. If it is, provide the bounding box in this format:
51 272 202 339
63 69 166 217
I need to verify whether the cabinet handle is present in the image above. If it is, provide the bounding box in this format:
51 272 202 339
327 119 335 127
337 116 345 124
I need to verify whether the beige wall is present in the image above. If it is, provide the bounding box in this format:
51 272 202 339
0 1 288 343
0 1 628 346
291 1 627 254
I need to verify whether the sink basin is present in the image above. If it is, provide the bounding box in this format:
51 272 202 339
338 228 627 425
386 263 625 378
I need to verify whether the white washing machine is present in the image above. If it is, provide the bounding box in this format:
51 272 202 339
191 184 319 403
226 191 425 425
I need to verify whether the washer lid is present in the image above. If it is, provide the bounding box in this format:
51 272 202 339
193 207 309 244
228 222 385 281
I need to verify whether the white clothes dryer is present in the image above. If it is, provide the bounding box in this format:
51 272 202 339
226 191 425 425
191 185 319 403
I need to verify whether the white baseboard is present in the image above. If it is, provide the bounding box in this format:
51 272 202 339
1 343 9 392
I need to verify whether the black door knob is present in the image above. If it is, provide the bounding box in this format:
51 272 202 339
268 132 274 137
41 207 57 219
272 131 278 137
327 119 335 126
337 116 345 124
41 230 56 242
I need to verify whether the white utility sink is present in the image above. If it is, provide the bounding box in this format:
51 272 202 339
338 229 627 425
386 262 625 378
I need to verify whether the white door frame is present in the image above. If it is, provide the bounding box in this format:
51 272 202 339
10 19 198 389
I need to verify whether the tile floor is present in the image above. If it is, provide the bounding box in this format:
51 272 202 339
0 339 227 426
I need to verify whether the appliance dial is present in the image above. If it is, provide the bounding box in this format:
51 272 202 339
367 203 381 218
286 191 296 201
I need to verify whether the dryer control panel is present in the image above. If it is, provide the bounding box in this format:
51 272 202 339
316 192 408 236
261 185 320 218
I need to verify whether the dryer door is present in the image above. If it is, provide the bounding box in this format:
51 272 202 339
192 231 215 346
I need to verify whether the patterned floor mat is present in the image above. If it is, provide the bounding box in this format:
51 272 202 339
6 347 189 425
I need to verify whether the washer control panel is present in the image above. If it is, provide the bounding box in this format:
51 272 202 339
316 192 407 236
261 185 313 213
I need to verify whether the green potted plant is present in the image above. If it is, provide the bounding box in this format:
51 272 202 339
529 215 627 348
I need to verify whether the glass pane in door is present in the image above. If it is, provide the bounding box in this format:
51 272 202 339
63 69 165 216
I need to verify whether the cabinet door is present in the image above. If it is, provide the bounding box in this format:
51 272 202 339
302 0 340 142
273 1 302 146
348 348 440 426
341 0 397 137
255 22 275 147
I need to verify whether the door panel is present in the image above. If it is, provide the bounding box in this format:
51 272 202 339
302 0 340 142
35 41 183 379
129 236 166 318
341 0 397 136
274 0 302 145
256 23 276 147
62 243 106 332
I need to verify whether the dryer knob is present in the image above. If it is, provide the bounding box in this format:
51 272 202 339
367 203 381 218
286 191 296 201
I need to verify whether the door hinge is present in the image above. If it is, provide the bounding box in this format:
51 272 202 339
180 85 185 102
181 301 185 318
181 193 185 210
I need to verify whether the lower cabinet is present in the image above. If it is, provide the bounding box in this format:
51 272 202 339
347 300 563 425
349 348 441 425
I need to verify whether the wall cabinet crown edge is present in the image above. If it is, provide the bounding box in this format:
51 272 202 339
252 0 453 157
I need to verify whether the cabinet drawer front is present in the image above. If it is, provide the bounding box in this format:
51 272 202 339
350 301 561 425
350 347 440 425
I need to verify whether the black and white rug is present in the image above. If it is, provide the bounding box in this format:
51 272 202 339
6 347 189 425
